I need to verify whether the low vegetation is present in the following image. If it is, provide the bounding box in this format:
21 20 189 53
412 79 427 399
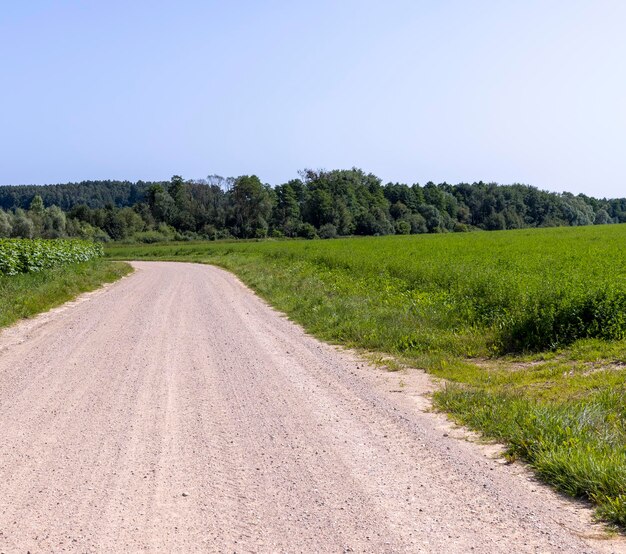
108 224 626 528
0 237 128 329
0 259 131 329
108 225 626 354
0 238 103 276
437 385 626 527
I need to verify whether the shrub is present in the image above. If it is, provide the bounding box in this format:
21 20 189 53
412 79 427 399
297 223 318 240
134 231 170 244
319 223 338 239
394 220 411 235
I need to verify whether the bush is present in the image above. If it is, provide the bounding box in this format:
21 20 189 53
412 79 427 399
318 223 338 239
92 228 111 242
297 223 318 240
156 223 177 239
134 231 170 244
394 220 411 235
199 224 217 240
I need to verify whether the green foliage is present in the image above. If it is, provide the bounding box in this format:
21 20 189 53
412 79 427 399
435 386 626 527
297 223 318 239
0 260 131 329
29 194 45 215
0 180 153 211
0 239 103 276
133 230 172 244
0 168 626 242
229 175 273 238
319 223 338 239
109 224 626 354
11 209 34 238
2 169 625 243
0 211 11 238
394 220 411 235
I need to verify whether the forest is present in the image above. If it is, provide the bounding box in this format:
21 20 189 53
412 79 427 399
0 168 624 242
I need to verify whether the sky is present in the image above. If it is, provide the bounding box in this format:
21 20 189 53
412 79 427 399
1 1 625 197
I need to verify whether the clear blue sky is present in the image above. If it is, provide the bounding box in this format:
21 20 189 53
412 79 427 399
1 1 624 197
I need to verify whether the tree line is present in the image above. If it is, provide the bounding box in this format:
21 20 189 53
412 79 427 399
0 169 624 241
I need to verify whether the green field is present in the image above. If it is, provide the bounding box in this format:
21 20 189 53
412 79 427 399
107 224 626 527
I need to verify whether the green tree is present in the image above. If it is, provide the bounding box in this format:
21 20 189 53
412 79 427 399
148 185 176 225
29 195 45 215
11 209 34 238
230 175 273 238
272 183 302 236
167 175 195 231
42 205 67 237
418 205 442 233
0 209 12 237
389 201 409 220
595 209 611 225
484 211 506 230
407 213 428 234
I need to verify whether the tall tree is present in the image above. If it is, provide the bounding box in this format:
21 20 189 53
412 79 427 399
229 175 273 238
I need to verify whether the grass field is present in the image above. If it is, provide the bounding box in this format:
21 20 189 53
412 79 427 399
0 259 132 329
107 224 626 528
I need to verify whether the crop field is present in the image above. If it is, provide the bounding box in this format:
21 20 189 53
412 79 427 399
0 239 129 329
108 224 626 527
0 239 103 276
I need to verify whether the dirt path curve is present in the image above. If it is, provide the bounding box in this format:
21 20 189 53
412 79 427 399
0 261 623 553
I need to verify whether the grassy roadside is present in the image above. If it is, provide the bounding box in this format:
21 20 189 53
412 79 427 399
107 232 626 529
0 259 132 329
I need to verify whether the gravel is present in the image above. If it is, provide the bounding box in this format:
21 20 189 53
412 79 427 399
0 261 622 553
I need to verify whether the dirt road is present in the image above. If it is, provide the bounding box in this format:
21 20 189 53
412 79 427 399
0 262 622 553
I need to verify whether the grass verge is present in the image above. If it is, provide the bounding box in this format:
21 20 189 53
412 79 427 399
106 234 626 529
0 259 132 329
436 386 626 527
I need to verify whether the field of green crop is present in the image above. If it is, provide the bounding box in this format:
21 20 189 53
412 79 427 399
0 238 129 330
107 224 626 527
0 239 103 276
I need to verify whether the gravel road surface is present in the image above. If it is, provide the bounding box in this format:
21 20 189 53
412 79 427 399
0 261 622 553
